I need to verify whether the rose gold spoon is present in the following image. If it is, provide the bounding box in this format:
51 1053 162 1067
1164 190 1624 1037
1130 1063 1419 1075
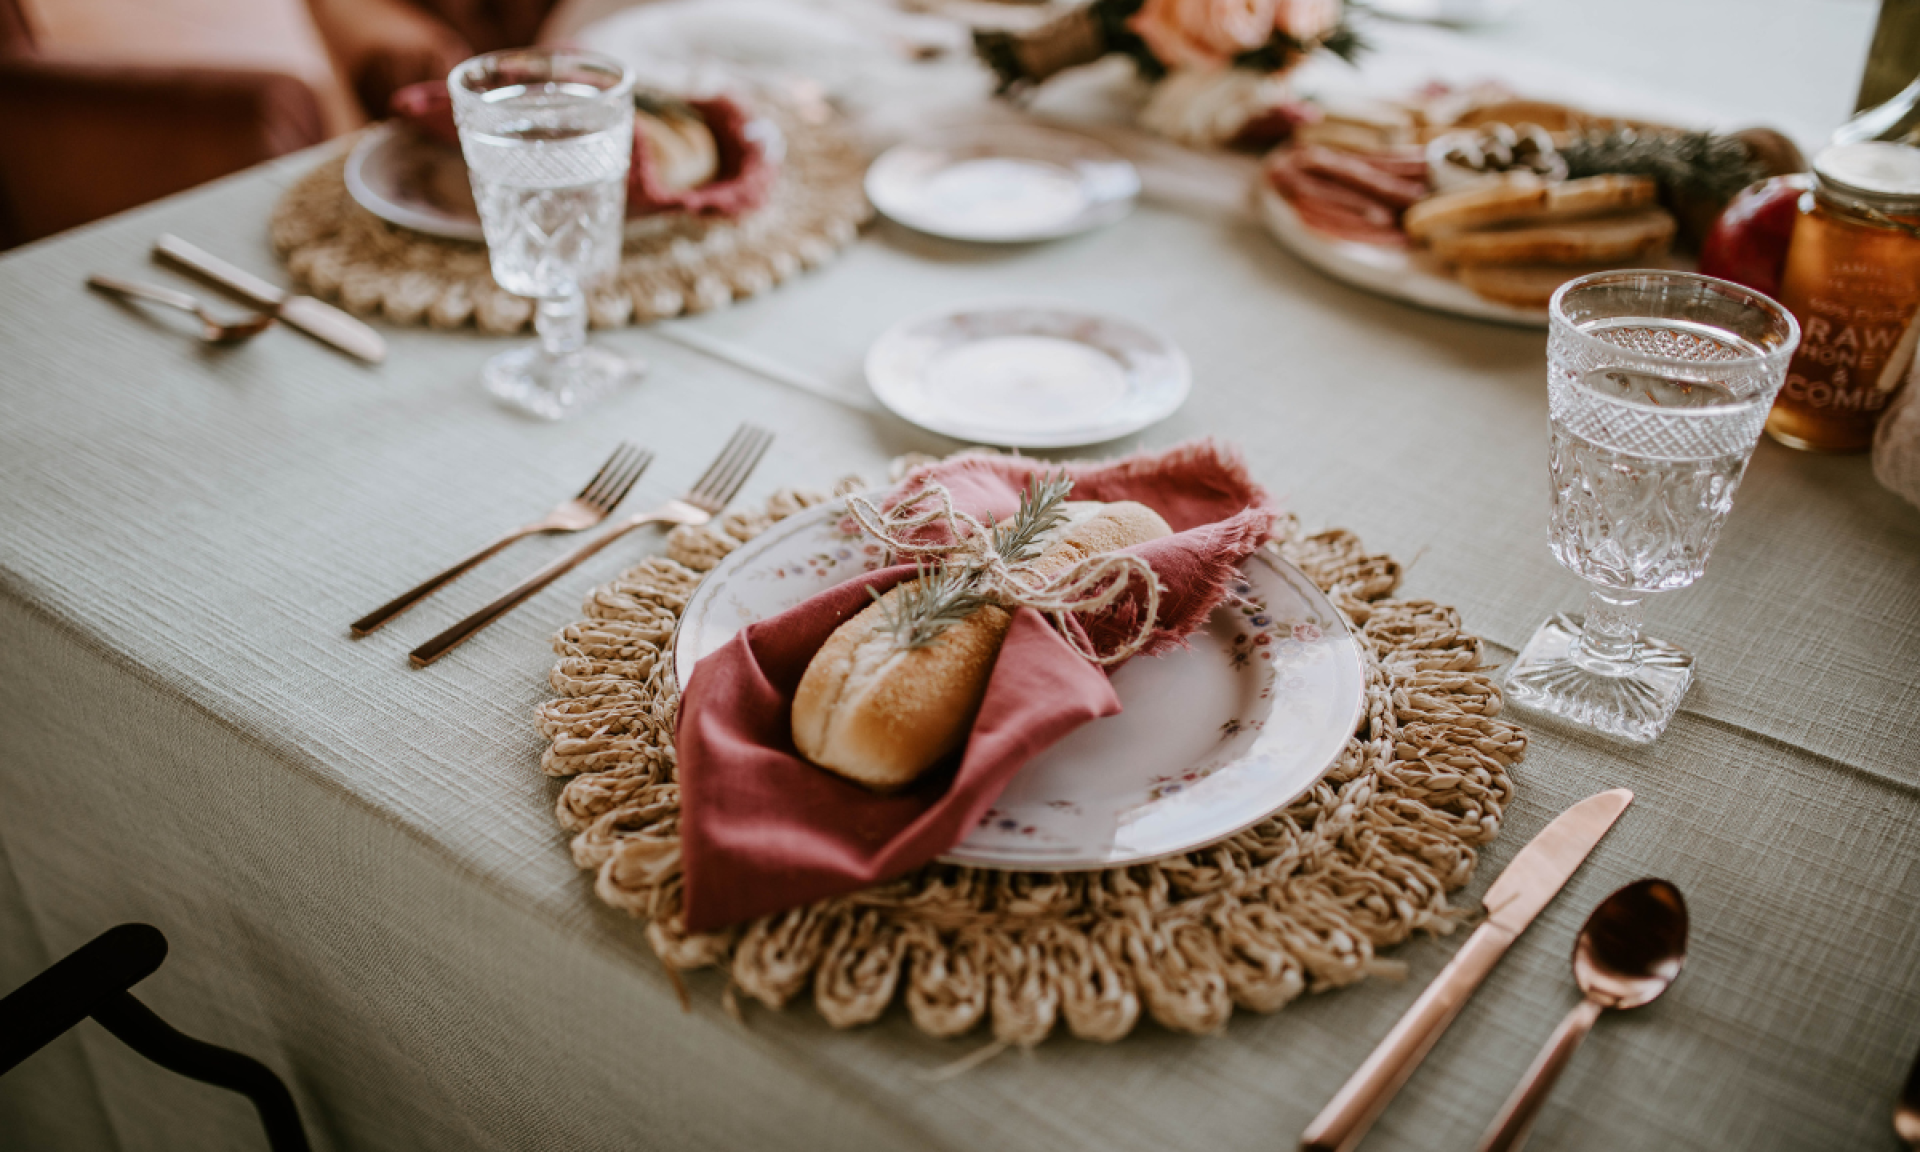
1896 1040 1920 1149
88 274 275 344
1477 879 1689 1152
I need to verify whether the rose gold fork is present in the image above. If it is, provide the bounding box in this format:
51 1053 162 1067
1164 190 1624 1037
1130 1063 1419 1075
409 424 774 667
351 442 653 636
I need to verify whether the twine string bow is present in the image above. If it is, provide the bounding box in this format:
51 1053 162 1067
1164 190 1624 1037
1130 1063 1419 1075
843 482 1162 665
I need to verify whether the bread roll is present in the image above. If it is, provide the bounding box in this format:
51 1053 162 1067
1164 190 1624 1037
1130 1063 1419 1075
792 500 1171 791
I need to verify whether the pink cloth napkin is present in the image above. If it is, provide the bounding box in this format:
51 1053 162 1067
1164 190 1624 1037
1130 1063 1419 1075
387 83 773 219
676 442 1276 932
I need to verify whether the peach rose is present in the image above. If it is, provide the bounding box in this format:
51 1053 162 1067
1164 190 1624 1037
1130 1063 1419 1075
1273 0 1340 42
1129 0 1277 71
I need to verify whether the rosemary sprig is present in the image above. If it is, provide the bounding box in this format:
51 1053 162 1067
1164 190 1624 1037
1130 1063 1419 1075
989 471 1074 565
1561 129 1767 207
870 472 1076 650
871 563 990 651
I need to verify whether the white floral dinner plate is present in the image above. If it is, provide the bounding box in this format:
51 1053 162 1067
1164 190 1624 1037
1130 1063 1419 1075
866 302 1190 448
865 125 1139 243
672 498 1367 871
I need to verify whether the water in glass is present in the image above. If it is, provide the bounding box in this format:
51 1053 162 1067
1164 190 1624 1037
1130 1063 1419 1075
1547 321 1772 596
1507 279 1796 746
463 83 630 299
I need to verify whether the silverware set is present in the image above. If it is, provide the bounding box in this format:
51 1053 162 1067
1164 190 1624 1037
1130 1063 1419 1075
1301 789 1694 1152
87 274 276 345
353 424 772 667
87 235 387 363
1476 879 1688 1152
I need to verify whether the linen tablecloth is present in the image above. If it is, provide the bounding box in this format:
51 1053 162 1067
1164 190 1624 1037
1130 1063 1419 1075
3 2 1917 1149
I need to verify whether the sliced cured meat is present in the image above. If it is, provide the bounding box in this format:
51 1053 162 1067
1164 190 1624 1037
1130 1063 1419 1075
1353 147 1429 181
1294 146 1429 210
1291 198 1408 246
1267 156 1405 244
1267 154 1398 228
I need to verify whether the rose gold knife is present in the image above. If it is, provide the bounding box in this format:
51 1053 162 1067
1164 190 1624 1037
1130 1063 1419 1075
153 234 386 364
1299 788 1634 1152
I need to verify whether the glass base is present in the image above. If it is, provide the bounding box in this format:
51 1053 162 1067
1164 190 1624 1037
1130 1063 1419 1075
483 343 639 421
1502 613 1694 744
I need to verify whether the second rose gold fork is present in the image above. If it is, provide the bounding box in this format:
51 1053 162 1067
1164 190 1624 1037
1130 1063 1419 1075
409 424 773 667
351 442 653 636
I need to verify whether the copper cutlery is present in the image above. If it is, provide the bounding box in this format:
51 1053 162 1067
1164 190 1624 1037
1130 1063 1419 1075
87 274 276 345
1300 788 1634 1152
409 424 774 668
1897 1039 1920 1149
1476 878 1688 1152
154 234 387 364
351 442 653 637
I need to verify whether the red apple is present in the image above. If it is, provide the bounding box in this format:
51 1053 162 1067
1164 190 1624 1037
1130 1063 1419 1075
1699 173 1810 299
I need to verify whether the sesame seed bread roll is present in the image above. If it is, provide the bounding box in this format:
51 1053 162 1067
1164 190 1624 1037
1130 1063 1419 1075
791 499 1171 792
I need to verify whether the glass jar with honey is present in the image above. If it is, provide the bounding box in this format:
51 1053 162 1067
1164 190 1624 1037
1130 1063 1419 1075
1767 141 1920 452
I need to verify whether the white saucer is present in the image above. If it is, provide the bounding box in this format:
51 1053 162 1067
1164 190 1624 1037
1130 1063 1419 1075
865 125 1140 243
866 302 1190 448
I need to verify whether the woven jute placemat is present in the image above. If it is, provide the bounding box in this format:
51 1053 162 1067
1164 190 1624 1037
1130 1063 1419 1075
537 471 1524 1044
268 100 870 333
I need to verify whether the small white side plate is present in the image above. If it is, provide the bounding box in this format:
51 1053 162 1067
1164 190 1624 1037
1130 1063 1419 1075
866 125 1140 243
866 302 1190 448
672 499 1367 871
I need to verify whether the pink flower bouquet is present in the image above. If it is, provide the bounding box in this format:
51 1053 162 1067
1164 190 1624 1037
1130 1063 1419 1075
974 0 1359 95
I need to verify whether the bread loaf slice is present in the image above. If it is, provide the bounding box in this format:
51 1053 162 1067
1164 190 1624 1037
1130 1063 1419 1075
1454 261 1628 308
1431 207 1676 266
791 500 1171 792
1405 174 1659 241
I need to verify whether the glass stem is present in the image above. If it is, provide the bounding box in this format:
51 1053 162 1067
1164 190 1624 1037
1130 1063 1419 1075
536 290 587 361
1573 586 1646 674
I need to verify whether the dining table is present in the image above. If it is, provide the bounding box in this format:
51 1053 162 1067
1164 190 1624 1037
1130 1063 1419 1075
2 1 1917 1149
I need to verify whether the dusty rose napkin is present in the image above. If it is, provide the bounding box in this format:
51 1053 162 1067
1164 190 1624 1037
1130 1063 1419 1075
388 82 772 219
676 442 1276 932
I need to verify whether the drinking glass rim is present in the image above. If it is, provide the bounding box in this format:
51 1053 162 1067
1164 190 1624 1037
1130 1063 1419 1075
449 47 635 105
1548 268 1802 377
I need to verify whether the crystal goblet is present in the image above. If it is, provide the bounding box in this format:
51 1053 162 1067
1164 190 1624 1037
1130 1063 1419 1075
1504 271 1800 744
450 48 637 420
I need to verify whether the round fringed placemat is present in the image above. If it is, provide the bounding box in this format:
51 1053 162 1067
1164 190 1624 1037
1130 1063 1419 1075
268 101 870 332
537 472 1524 1044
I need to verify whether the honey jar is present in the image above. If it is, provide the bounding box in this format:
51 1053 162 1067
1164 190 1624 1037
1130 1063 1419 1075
1768 142 1920 452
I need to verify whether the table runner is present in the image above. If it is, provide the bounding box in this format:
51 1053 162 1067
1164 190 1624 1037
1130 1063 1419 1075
537 471 1524 1043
